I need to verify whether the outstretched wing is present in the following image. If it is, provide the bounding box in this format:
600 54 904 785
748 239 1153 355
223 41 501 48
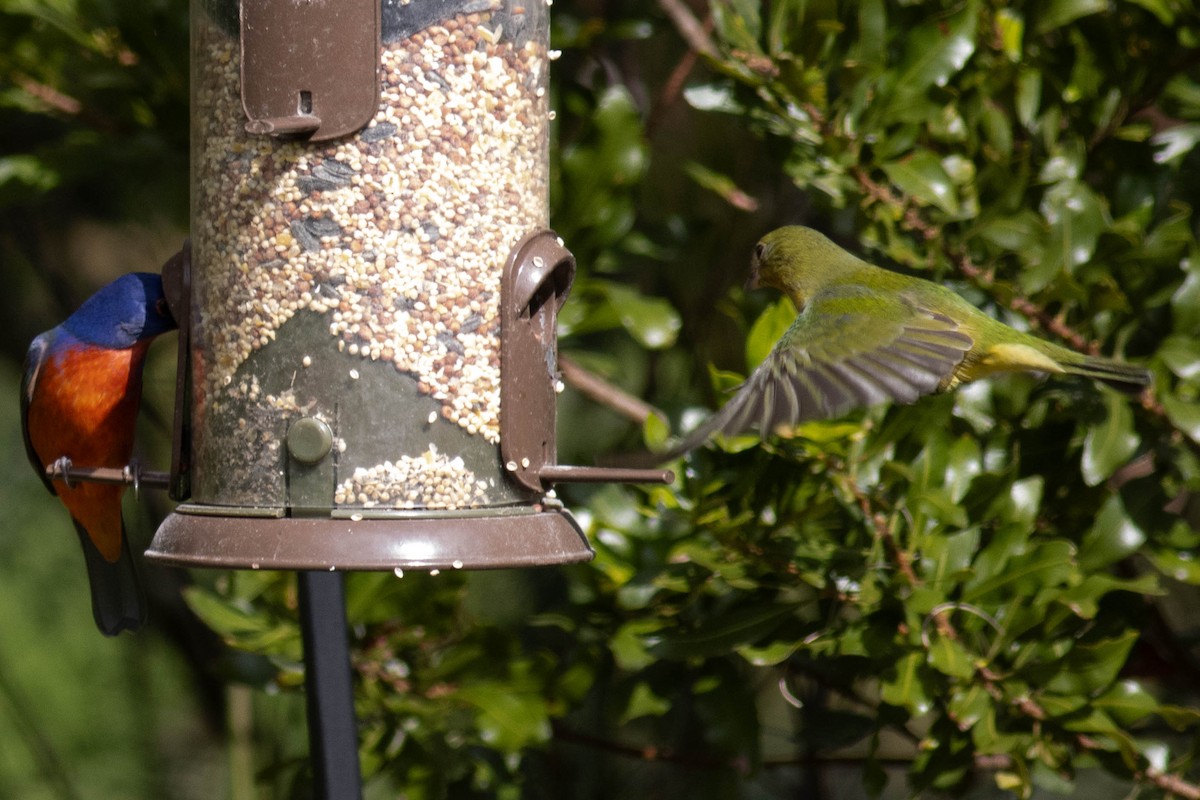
21 332 55 495
667 287 974 456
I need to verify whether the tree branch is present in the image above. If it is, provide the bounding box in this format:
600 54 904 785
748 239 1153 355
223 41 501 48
1141 768 1200 800
559 353 669 427
655 0 718 59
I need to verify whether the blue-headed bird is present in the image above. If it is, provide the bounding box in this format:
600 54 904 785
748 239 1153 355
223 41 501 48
22 272 176 635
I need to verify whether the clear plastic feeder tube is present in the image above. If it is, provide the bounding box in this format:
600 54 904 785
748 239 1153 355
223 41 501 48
189 0 550 514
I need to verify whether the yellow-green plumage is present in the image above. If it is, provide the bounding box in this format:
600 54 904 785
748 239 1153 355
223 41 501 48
670 226 1150 455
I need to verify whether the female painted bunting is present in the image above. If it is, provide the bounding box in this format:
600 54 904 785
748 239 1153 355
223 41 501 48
665 226 1150 456
22 272 177 635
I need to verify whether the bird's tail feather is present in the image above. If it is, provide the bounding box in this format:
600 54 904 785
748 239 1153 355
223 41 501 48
1061 356 1151 395
602 405 742 468
75 522 146 636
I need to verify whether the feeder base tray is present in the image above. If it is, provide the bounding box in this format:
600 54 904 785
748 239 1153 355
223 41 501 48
145 505 592 571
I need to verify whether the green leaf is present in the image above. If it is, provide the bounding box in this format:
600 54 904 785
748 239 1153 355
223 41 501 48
995 8 1024 61
1094 680 1158 726
944 435 983 502
881 152 960 216
995 772 1027 793
643 410 670 449
1065 29 1102 104
1162 394 1200 444
1158 334 1200 380
0 155 60 197
980 101 1015 158
737 638 804 666
1034 0 1109 34
995 476 1045 532
851 0 887 69
1081 393 1139 486
1061 707 1121 735
683 83 744 114
1016 68 1042 129
921 526 981 586
455 682 551 752
1152 123 1200 166
948 685 992 729
927 635 977 679
978 209 1044 252
619 682 672 724
1029 179 1107 292
880 652 933 714
183 586 298 653
1039 693 1088 717
864 754 889 797
963 539 1075 603
601 282 682 349
745 296 797 368
592 87 649 179
711 0 762 52
1159 704 1200 730
1044 630 1139 695
611 619 667 671
888 0 978 100
1057 573 1160 619
973 706 1033 755
1080 495 1145 570
1124 0 1177 24
1147 547 1200 584
652 603 801 659
1172 262 1200 334
1031 762 1077 794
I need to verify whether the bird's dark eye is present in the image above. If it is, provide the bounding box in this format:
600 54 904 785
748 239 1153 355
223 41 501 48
754 242 766 260
156 298 170 318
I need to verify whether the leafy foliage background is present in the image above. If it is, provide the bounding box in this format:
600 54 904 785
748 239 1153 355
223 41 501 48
3 0 1200 798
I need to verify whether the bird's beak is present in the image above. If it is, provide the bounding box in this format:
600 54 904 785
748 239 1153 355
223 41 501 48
745 255 760 291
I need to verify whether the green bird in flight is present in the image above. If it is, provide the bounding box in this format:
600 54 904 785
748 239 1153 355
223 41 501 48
664 226 1150 457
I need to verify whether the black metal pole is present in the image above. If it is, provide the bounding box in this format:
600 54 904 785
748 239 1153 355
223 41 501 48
297 570 363 800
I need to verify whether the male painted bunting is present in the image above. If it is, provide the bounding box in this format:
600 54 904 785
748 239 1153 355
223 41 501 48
22 272 177 635
665 226 1150 456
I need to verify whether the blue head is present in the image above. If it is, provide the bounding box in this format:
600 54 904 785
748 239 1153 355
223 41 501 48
61 272 177 348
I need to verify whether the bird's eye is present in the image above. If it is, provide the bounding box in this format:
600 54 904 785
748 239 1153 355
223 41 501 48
754 243 766 260
156 298 170 318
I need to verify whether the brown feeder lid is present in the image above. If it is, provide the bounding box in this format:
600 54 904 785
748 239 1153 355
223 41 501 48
240 0 380 142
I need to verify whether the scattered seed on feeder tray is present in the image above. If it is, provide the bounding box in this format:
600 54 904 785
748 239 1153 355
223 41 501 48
333 448 491 510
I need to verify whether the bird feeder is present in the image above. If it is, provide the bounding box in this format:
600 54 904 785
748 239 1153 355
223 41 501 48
145 0 669 572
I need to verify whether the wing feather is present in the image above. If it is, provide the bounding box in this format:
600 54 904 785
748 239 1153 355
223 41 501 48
664 296 974 456
857 352 935 400
21 333 55 495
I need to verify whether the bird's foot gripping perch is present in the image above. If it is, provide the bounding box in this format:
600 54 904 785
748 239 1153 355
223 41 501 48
124 459 141 498
51 456 75 488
